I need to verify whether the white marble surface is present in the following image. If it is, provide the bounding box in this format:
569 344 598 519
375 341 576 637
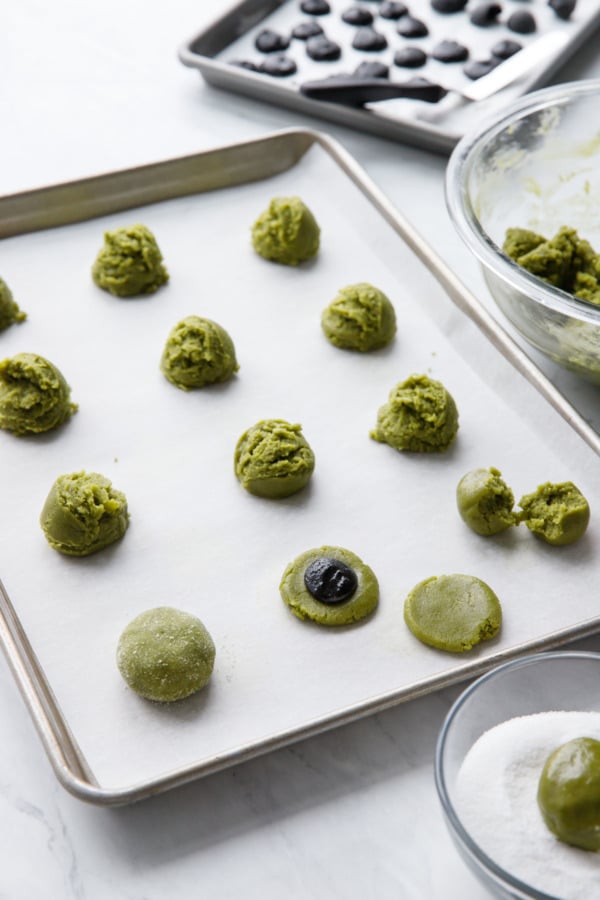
2 3 600 898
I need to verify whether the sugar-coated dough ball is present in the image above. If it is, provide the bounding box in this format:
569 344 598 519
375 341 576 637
538 737 600 851
117 607 216 702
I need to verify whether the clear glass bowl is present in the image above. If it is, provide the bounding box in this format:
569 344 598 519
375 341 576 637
435 651 600 900
446 80 600 383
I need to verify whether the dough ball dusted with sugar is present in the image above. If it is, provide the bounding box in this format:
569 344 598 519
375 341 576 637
92 223 169 297
370 373 459 452
279 545 379 626
117 607 216 702
160 316 239 389
518 481 590 546
0 276 26 332
40 471 129 556
0 352 77 435
251 196 320 266
234 418 315 498
538 737 600 851
321 282 396 352
456 467 517 536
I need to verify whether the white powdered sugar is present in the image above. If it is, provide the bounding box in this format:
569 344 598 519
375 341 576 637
455 711 600 900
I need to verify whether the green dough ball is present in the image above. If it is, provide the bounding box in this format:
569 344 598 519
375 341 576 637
370 373 459 453
321 282 396 352
518 481 590 546
279 545 379 626
234 418 315 499
538 737 600 851
40 471 129 556
92 223 169 297
117 607 215 702
0 352 77 435
456 467 517 536
0 277 26 332
251 196 320 266
160 315 239 389
404 573 501 653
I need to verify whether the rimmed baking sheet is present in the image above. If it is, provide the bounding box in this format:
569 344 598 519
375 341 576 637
1 129 600 806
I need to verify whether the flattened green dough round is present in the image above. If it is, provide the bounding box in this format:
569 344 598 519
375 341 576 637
160 315 239 389
279 545 379 625
321 282 396 352
251 196 320 266
404 573 501 652
538 737 600 851
234 418 315 498
92 223 169 297
0 352 77 435
40 471 129 556
117 606 216 702
370 373 459 453
456 467 517 536
0 277 26 332
518 481 590 546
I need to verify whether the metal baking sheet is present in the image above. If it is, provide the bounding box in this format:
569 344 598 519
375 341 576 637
1 129 600 808
179 0 600 154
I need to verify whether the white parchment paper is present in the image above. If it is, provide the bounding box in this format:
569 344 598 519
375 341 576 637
0 143 599 790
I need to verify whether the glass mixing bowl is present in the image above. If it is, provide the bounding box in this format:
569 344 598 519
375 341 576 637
446 80 600 383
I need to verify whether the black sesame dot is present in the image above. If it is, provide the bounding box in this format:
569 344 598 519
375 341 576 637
306 34 342 60
491 38 522 60
304 557 358 604
259 55 298 76
379 1 409 19
352 26 388 51
549 0 576 20
292 20 325 40
255 29 291 53
397 15 429 37
300 0 331 14
394 46 427 68
432 39 469 62
470 2 502 26
354 60 390 78
464 58 499 79
507 10 536 33
431 0 468 11
342 6 374 25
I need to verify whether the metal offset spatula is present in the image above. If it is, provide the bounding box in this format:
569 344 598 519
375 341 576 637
300 31 569 107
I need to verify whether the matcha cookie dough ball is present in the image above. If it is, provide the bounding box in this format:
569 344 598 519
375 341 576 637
538 737 600 851
0 352 77 435
370 373 459 453
92 223 169 297
0 277 26 332
251 196 320 266
279 545 379 626
321 282 396 352
160 315 239 389
40 471 129 556
117 607 215 702
518 481 590 546
404 573 501 653
456 467 517 536
234 418 315 498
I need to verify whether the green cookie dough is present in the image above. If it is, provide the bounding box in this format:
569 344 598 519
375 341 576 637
0 352 77 435
404 573 501 653
234 418 315 499
92 223 169 297
40 471 129 556
117 606 215 702
0 277 26 332
456 467 517 536
251 196 320 266
279 545 379 626
538 737 600 851
160 315 239 390
370 373 459 453
518 481 590 546
321 282 397 352
504 226 600 306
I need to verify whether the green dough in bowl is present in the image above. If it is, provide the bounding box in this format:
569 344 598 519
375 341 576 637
251 196 320 266
117 607 216 702
234 418 315 498
279 545 379 626
160 315 239 389
0 352 77 435
92 223 169 297
321 282 397 352
40 471 129 556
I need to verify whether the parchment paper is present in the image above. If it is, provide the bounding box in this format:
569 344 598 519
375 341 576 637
0 143 599 790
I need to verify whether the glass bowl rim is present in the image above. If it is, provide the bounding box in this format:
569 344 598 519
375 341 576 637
445 79 600 327
434 649 600 900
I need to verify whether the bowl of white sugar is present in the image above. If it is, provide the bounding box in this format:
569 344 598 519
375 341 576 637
435 651 600 900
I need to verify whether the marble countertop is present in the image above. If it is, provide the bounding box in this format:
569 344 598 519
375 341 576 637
3 3 600 897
